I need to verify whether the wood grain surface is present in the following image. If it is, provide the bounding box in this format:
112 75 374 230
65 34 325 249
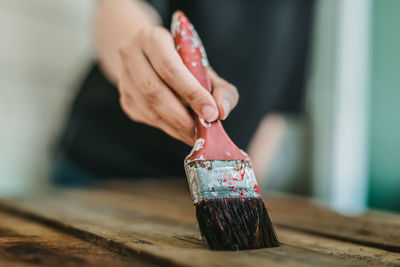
0 211 151 267
101 179 400 251
0 178 399 266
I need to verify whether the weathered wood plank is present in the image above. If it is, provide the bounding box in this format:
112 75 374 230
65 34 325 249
60 186 400 265
0 180 399 266
279 229 400 266
0 197 359 267
265 193 400 252
104 179 400 252
0 211 152 267
63 186 400 266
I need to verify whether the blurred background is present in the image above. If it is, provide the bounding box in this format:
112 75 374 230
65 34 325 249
0 0 399 213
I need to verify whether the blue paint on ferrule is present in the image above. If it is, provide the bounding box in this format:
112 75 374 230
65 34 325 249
184 159 261 204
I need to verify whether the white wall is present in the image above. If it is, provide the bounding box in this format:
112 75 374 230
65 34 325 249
0 1 96 195
308 0 370 213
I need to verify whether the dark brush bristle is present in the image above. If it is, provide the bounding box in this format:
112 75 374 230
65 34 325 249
196 198 279 250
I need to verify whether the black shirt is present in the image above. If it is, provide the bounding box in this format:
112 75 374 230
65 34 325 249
58 0 314 178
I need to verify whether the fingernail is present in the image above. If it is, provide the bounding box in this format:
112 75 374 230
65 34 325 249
222 100 230 120
202 105 217 121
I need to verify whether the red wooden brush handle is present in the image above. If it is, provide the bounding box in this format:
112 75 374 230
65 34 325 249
171 11 247 161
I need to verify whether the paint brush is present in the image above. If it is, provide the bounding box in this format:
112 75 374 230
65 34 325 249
171 11 279 250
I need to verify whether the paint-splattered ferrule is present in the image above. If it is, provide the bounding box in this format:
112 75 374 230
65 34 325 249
184 159 261 204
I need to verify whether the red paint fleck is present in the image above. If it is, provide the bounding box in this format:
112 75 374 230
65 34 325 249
253 185 260 194
239 192 244 197
232 170 246 181
240 170 245 180
222 178 227 183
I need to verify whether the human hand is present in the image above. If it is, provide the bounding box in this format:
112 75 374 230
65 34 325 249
117 26 238 145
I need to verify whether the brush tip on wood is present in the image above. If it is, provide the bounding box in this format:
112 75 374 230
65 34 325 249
195 198 279 250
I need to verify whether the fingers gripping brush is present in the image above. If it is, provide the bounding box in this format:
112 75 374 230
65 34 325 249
171 11 279 250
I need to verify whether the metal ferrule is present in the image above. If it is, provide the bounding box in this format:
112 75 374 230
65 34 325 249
184 159 261 204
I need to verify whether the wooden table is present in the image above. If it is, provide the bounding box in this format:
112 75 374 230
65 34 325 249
0 178 399 266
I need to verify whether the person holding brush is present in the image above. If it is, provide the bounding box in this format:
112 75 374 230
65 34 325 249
53 0 314 185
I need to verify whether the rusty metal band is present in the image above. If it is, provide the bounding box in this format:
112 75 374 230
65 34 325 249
184 159 261 204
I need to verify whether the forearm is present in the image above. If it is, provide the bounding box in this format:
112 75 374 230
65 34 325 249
95 0 161 83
